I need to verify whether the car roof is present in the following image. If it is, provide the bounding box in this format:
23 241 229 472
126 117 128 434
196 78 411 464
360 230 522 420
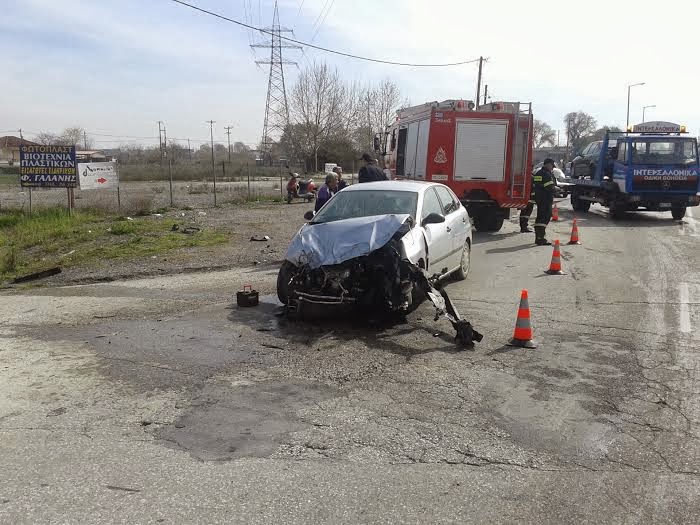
342 180 443 194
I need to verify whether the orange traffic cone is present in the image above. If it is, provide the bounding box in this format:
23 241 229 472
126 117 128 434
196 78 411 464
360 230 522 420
567 218 581 245
508 289 537 348
552 204 560 221
545 240 565 275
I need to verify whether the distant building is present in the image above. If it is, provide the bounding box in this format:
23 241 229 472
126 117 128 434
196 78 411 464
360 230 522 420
0 135 39 166
75 150 112 162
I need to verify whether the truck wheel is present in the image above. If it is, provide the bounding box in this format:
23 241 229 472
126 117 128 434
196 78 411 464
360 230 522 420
571 192 591 213
472 213 504 232
671 206 687 220
608 200 626 220
276 261 296 304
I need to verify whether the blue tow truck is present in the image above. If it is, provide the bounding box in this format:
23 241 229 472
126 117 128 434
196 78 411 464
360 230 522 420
569 121 700 220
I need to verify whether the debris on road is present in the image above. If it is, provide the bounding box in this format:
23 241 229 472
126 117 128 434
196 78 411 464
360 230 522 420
237 285 260 307
250 235 271 242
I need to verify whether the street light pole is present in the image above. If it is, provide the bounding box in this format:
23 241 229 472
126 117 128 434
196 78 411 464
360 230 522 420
642 104 656 123
626 82 645 128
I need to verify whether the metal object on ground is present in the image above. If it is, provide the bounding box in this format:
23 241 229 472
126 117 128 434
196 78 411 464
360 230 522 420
237 285 259 307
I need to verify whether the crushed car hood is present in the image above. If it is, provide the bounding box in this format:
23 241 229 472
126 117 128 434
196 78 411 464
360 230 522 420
285 214 411 269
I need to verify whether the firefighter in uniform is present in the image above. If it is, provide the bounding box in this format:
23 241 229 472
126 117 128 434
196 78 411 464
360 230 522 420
533 158 557 245
519 164 536 233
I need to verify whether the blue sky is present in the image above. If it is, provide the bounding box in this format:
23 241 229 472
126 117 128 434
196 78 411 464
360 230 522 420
3 0 700 149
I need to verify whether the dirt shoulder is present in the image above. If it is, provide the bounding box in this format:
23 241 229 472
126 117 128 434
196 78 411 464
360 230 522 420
2 201 310 287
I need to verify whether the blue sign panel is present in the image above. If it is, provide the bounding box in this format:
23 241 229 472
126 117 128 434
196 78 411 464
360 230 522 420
19 145 77 188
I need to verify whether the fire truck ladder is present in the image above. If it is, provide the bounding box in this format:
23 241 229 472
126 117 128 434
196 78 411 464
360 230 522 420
510 102 532 200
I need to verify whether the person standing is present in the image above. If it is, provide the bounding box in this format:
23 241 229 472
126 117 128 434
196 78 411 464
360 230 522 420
533 158 557 245
333 166 347 192
358 153 387 183
314 173 338 212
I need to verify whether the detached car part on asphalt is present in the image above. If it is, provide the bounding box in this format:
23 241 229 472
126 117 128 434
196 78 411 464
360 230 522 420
276 181 482 347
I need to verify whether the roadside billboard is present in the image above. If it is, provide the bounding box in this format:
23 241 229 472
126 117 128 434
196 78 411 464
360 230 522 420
19 145 77 188
78 161 119 189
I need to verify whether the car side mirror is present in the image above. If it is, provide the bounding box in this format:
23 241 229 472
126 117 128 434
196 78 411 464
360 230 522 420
303 211 314 221
421 212 445 227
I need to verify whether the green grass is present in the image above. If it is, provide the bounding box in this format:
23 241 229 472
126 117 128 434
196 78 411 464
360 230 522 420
0 208 228 281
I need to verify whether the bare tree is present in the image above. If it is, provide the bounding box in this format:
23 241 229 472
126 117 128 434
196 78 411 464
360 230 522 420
34 131 57 145
564 112 597 152
356 79 403 152
289 61 351 171
533 119 557 148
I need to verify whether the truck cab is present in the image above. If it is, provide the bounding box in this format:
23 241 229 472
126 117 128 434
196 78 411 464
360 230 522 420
570 121 700 219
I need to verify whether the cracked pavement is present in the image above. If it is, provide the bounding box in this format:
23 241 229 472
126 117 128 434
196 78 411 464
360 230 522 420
1 203 698 523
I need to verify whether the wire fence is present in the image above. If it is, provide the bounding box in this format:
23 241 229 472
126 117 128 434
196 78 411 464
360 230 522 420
0 162 356 215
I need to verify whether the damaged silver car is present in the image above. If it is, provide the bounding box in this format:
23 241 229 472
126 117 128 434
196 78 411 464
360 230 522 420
276 181 482 346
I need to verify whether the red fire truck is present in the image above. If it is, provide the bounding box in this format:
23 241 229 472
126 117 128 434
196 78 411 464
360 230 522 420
382 100 534 232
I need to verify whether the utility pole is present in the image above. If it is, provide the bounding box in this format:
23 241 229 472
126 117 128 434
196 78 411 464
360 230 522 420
483 84 488 106
206 120 217 206
83 130 88 150
224 125 233 163
187 138 192 162
158 121 173 206
475 56 484 107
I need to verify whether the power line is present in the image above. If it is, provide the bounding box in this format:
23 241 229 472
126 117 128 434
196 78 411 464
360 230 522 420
168 0 481 67
309 0 330 40
310 0 334 43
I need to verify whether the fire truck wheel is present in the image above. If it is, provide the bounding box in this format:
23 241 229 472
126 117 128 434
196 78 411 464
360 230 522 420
671 206 686 220
472 213 504 232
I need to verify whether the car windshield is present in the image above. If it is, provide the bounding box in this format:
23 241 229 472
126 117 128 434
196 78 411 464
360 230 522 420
311 189 418 224
629 138 698 166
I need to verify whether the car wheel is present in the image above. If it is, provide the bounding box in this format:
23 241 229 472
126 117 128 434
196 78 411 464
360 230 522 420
453 239 471 281
276 261 296 304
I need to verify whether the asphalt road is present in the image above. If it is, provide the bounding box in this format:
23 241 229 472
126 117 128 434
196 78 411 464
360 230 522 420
1 200 698 524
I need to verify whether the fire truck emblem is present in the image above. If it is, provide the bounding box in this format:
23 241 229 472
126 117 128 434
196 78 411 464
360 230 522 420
434 147 448 164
